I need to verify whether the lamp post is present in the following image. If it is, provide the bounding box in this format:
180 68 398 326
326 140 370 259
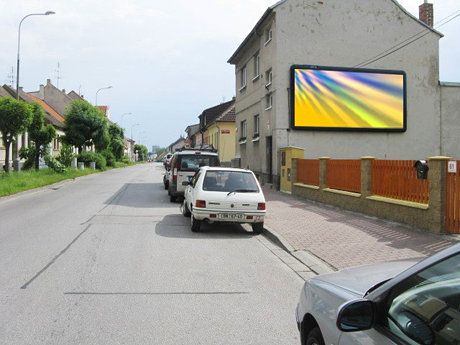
131 123 139 161
95 86 112 105
120 112 131 130
16 11 55 100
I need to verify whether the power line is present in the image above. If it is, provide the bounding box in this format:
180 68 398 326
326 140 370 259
354 8 460 68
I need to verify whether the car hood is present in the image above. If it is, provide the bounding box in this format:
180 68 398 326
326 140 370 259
312 258 422 296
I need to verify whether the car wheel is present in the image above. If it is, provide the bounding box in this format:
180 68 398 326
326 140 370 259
306 327 325 345
170 194 176 202
182 201 191 217
191 215 201 232
252 222 264 234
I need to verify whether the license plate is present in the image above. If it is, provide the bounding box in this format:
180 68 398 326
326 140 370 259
218 213 244 219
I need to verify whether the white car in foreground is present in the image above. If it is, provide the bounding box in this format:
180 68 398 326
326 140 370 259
182 167 266 233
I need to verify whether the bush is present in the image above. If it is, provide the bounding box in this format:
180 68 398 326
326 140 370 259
56 144 74 167
122 155 131 164
18 147 35 170
101 150 115 167
76 151 106 170
44 155 66 173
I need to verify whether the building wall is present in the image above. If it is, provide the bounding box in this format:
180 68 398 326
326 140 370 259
232 0 445 186
29 79 73 116
208 122 236 163
275 0 441 163
440 84 460 158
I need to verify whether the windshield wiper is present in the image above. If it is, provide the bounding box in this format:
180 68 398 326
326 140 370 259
227 189 256 196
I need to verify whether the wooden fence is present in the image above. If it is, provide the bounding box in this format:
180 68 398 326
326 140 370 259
326 160 361 193
446 161 460 233
297 159 320 186
372 160 429 204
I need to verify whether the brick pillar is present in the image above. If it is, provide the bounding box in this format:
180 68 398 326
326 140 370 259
361 156 376 198
319 157 330 189
292 158 298 184
427 156 451 233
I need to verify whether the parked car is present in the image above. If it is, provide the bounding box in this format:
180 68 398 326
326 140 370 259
296 242 460 345
182 166 266 233
167 149 220 202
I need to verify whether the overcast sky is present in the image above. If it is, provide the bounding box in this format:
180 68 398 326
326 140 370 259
1 0 458 149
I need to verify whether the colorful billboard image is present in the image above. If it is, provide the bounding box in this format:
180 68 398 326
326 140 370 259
290 65 406 132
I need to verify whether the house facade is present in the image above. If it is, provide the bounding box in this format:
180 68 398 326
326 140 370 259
228 0 460 187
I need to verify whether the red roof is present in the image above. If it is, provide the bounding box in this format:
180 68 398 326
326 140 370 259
27 94 65 124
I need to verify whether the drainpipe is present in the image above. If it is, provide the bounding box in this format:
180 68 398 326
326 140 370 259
216 122 221 161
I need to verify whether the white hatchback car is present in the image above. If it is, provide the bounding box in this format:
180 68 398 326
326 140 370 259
182 167 266 233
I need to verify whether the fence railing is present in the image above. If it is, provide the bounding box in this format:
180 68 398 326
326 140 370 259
372 160 429 204
326 160 361 193
446 161 460 233
297 159 320 186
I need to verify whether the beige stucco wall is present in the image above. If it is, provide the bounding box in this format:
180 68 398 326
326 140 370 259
232 0 446 186
440 83 460 158
208 122 236 163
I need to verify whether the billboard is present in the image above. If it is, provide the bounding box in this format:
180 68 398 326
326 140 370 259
290 65 407 132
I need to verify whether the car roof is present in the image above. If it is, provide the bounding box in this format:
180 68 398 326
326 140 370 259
173 150 218 156
201 166 253 173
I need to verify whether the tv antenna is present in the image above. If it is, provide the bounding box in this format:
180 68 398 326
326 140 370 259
55 62 64 88
6 67 14 87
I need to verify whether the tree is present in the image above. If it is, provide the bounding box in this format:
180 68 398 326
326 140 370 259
0 98 32 172
61 100 109 153
28 102 56 170
134 144 148 161
108 123 125 160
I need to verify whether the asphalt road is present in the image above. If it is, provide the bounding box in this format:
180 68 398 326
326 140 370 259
0 163 304 344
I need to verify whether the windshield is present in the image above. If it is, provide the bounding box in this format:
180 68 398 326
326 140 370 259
178 155 220 171
203 171 259 193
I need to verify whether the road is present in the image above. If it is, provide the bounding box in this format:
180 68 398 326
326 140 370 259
0 163 304 344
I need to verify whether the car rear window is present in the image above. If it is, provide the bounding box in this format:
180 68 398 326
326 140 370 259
178 155 220 171
203 171 259 193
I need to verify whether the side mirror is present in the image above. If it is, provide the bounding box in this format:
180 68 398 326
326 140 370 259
182 181 190 186
337 299 374 332
414 160 429 180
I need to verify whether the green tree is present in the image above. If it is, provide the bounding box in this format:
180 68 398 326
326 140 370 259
61 101 109 153
0 98 32 172
108 123 125 160
28 102 56 170
134 144 148 161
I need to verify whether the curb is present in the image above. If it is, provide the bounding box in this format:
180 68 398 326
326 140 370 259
262 225 335 275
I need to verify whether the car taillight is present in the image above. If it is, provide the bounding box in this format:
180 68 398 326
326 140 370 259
173 162 178 182
196 200 206 208
257 203 266 210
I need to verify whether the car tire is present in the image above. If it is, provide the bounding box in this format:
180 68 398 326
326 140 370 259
170 194 176 202
191 215 201 232
306 327 325 345
182 201 191 217
252 222 264 234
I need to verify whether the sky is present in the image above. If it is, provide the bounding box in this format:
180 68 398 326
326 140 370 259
0 0 458 149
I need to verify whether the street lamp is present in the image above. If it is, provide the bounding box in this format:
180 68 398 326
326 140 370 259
131 123 139 141
95 86 112 105
16 11 55 100
138 131 146 144
120 112 131 130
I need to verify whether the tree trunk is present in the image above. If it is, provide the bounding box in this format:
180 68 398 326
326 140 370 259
4 141 11 173
35 150 40 171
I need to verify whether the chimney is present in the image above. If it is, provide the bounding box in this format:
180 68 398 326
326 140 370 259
46 79 52 86
419 0 434 27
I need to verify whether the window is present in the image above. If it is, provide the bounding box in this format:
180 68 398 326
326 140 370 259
253 54 260 80
203 171 259 193
239 66 247 91
265 28 273 45
383 252 460 345
241 120 247 139
254 115 260 134
265 69 273 87
265 93 273 110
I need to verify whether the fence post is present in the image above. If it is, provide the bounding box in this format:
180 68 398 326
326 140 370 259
319 157 330 189
361 157 376 198
427 156 451 233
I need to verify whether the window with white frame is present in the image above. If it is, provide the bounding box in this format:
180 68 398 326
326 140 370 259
254 115 260 134
265 28 272 45
253 54 260 80
241 120 247 139
265 68 273 87
265 93 273 110
240 66 247 90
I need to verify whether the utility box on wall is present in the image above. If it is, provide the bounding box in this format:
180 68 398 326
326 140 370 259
280 146 304 193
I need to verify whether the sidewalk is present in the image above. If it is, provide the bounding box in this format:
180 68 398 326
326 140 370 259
261 186 459 274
